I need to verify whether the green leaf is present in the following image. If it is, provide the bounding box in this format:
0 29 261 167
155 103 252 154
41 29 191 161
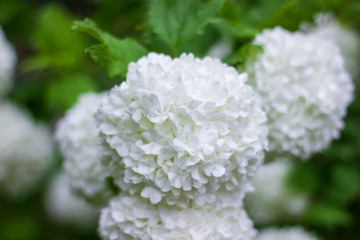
72 18 147 78
30 4 85 71
325 164 360 204
45 73 98 111
303 203 352 228
287 161 321 194
148 0 224 51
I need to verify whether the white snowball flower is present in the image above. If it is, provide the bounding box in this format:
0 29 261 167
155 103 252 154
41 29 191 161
304 13 360 78
254 227 317 240
96 52 268 207
245 159 308 225
45 173 98 230
0 101 54 197
99 192 256 240
248 27 354 158
56 92 114 205
0 26 17 97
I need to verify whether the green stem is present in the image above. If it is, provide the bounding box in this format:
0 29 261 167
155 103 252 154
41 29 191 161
171 45 178 58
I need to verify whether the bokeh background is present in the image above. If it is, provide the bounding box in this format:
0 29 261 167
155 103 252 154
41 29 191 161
0 0 359 239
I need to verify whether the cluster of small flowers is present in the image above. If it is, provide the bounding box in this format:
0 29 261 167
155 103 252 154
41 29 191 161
245 159 309 225
55 13 356 239
45 173 99 230
93 52 268 239
255 227 317 240
247 26 354 159
55 92 115 205
0 101 54 197
0 26 16 98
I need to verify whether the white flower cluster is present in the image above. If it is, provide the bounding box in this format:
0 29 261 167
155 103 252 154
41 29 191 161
56 92 114 205
255 227 317 240
248 27 354 158
245 159 308 224
96 53 268 207
0 101 54 197
304 13 360 78
45 173 98 230
99 192 256 240
0 26 17 98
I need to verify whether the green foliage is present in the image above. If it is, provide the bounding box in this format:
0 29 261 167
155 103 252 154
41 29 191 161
45 73 98 111
72 18 147 78
325 164 360 205
303 203 352 228
23 4 85 72
148 0 224 55
288 160 322 195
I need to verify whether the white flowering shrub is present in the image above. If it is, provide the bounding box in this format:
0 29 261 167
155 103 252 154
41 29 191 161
99 192 256 240
254 227 317 240
45 173 98 230
96 52 268 207
248 27 354 158
245 159 309 224
0 101 54 197
55 92 115 205
0 26 17 98
304 13 360 78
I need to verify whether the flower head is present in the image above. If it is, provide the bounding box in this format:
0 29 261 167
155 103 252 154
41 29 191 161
99 192 256 240
0 101 54 197
45 173 99 230
0 26 17 98
56 92 114 205
96 52 268 207
245 159 308 224
255 227 317 240
248 27 354 158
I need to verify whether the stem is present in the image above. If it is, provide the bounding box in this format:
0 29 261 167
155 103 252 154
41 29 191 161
171 45 178 58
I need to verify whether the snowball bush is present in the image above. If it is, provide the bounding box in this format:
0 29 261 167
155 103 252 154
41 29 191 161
304 13 360 78
255 227 317 240
96 52 268 207
245 159 308 224
99 192 256 240
0 26 17 98
248 27 354 158
45 173 98 229
0 101 54 197
56 92 114 205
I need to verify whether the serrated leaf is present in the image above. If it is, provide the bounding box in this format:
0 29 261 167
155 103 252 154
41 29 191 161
72 18 147 78
148 0 224 50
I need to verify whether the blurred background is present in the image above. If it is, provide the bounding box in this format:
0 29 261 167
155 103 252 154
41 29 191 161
0 0 359 239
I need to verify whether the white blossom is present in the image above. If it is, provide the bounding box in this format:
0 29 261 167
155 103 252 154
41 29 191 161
245 159 308 224
0 26 17 98
248 27 354 158
0 101 54 197
96 52 268 207
254 227 317 240
56 92 114 205
303 13 360 78
45 173 98 230
99 192 256 240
